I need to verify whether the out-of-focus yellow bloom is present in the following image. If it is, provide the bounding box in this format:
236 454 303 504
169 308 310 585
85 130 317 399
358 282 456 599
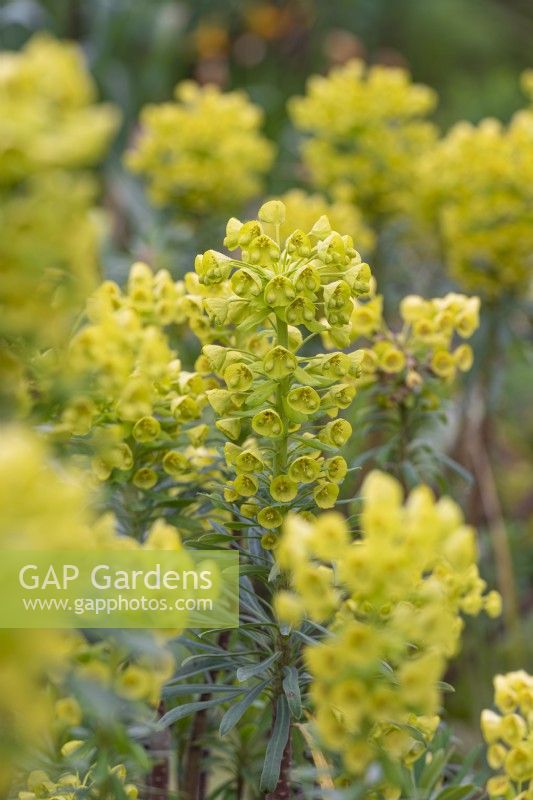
143 518 182 550
54 697 82 727
126 81 274 215
0 426 95 550
0 34 118 416
17 763 138 800
274 189 375 255
350 295 383 338
0 427 96 786
417 104 533 297
116 664 154 701
0 172 102 348
71 631 175 707
274 590 304 626
0 427 179 788
0 34 118 184
289 60 437 219
349 292 480 398
276 473 499 781
481 671 533 796
58 262 217 491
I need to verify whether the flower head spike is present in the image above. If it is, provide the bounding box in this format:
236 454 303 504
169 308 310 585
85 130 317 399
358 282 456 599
186 207 371 528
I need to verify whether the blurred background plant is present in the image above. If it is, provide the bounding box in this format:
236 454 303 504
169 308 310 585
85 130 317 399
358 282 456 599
0 32 119 417
0 0 532 795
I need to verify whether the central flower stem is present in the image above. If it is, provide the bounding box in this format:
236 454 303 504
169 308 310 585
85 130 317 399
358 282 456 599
274 317 290 476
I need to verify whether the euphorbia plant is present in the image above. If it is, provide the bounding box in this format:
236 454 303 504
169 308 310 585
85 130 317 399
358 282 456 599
11 198 500 800
167 199 373 796
147 201 500 799
0 30 526 800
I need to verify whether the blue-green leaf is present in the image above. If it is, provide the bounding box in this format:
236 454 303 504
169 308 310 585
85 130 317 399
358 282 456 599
260 696 291 792
219 679 269 736
282 666 302 720
434 785 477 800
419 748 449 791
236 652 280 682
162 683 244 698
159 695 234 727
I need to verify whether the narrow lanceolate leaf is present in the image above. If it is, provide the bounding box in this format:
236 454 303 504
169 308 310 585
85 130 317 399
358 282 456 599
158 695 234 728
166 656 235 683
179 649 260 669
219 679 269 736
436 680 456 693
434 785 477 800
236 652 280 682
162 683 244 698
174 636 226 654
282 667 302 719
260 696 291 792
294 435 336 453
419 748 449 791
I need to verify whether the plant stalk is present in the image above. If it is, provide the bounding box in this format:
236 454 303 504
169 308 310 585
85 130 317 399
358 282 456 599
144 702 172 800
266 729 292 800
183 630 231 800
274 318 290 475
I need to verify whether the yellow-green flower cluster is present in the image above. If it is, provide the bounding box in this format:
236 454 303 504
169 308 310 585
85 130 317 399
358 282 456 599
0 172 102 348
192 201 372 533
0 34 118 416
273 189 375 256
0 426 99 550
0 34 118 184
0 428 180 788
174 271 232 344
174 184 373 344
65 618 176 707
17 763 138 800
350 291 480 389
481 671 533 798
125 81 274 215
289 60 437 219
417 110 533 297
275 471 500 781
197 200 372 342
60 262 215 489
0 427 95 789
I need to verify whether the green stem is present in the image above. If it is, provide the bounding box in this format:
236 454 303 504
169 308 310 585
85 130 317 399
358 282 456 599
274 318 290 476
276 316 289 349
476 303 519 635
266 633 293 799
